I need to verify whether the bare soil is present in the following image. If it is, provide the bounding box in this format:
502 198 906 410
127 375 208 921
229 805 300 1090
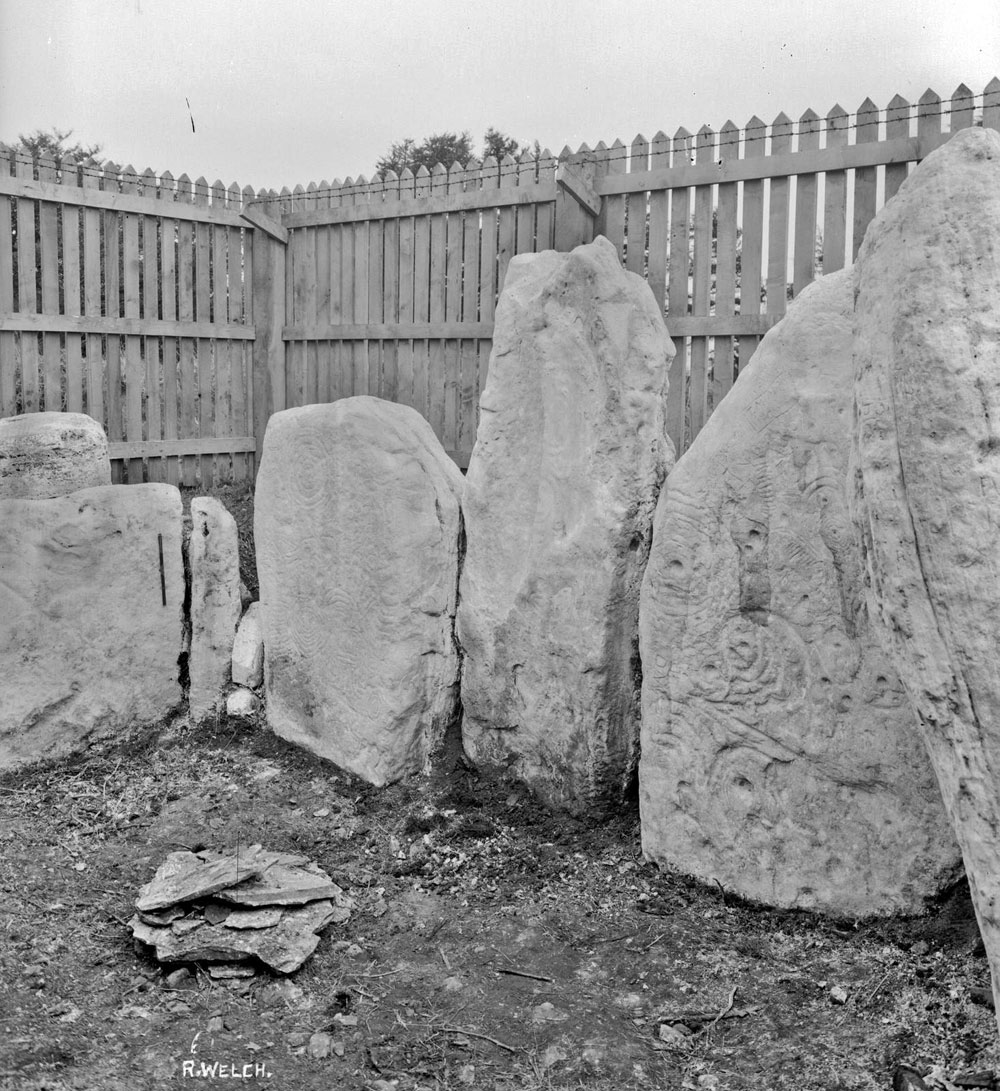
2 485 998 1091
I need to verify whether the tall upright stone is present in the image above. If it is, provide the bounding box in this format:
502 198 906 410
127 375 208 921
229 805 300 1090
0 484 185 768
0 411 110 498
255 397 464 786
457 236 674 812
851 128 1000 1006
640 268 960 917
188 497 242 721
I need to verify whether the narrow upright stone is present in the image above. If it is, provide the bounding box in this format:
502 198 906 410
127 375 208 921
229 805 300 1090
457 236 674 812
0 411 110 498
188 497 242 721
640 268 959 918
851 128 1000 1008
255 397 464 786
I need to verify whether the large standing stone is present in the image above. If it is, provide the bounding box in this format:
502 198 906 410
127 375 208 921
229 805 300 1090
851 129 1000 1004
188 497 241 721
0 411 110 498
640 268 960 918
0 484 185 768
255 397 464 786
457 236 674 812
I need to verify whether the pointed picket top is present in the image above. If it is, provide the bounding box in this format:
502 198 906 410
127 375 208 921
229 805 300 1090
575 141 592 156
630 134 649 173
918 88 943 138
771 111 793 135
950 83 975 130
141 166 156 188
448 159 466 188
696 125 715 162
465 156 482 176
985 77 1000 130
518 147 535 165
60 153 79 186
211 179 227 207
160 170 175 201
886 93 910 129
416 163 431 179
919 87 941 107
355 173 368 188
558 144 575 161
240 183 254 209
855 98 879 142
500 152 517 171
650 130 670 166
799 107 820 129
176 173 193 201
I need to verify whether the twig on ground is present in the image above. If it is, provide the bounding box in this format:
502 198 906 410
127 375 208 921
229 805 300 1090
439 946 451 971
497 967 554 983
438 1025 520 1053
696 985 738 1037
866 971 892 1005
350 968 403 979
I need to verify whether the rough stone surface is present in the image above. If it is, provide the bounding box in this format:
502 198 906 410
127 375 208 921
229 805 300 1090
850 129 1000 998
640 268 960 918
457 236 674 812
0 484 185 768
255 397 464 786
232 602 264 689
0 411 110 499
188 497 241 720
226 687 259 719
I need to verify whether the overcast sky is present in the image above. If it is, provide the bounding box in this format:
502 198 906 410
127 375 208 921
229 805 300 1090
1 0 997 191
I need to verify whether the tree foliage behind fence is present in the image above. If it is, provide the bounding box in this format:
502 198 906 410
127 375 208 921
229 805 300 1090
1 79 998 479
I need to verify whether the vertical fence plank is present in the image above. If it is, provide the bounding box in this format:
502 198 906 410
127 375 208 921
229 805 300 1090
883 94 911 204
713 121 740 408
443 162 464 450
412 166 432 422
666 128 692 451
61 156 84 414
917 91 943 181
646 131 670 316
0 149 16 417
140 168 162 479
313 180 331 404
82 164 105 432
120 166 145 482
193 177 214 486
37 155 62 413
426 163 448 438
396 168 416 409
380 171 400 402
534 148 556 250
211 179 231 484
286 186 307 409
16 153 39 412
103 163 123 479
950 82 975 130
326 180 345 401
176 174 197 486
477 157 499 412
688 125 715 441
367 176 384 398
233 183 253 483
601 139 627 261
626 135 648 277
351 177 370 403
852 99 879 260
459 158 482 458
822 105 849 274
496 154 518 293
738 116 766 390
515 149 535 254
792 109 820 295
766 113 792 321
160 172 180 486
985 77 1000 131
337 179 357 402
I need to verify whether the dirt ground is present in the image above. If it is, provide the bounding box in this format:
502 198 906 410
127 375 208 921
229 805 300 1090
2 485 999 1091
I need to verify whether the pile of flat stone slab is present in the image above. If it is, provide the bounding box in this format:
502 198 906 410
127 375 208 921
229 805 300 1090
129 846 352 975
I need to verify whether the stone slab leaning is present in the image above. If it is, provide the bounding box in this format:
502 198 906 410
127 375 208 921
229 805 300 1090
457 236 675 813
0 411 110 499
255 396 464 786
640 268 960 918
0 483 185 768
850 127 1000 1014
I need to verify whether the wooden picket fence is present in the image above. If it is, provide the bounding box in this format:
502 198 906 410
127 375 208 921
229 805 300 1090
1 77 998 478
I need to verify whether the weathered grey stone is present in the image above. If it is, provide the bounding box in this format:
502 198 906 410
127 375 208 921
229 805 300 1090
0 483 185 768
851 129 1000 1003
457 236 674 812
640 268 960 917
232 602 264 689
0 411 110 498
255 397 464 786
188 498 241 721
226 687 259 719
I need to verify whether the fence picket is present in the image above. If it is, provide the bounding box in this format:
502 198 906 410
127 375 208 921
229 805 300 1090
646 131 670 314
233 183 253 482
793 109 820 295
665 127 692 450
380 171 400 401
950 82 975 130
985 77 1000 131
626 135 648 276
16 153 40 413
193 177 214 486
367 176 384 398
352 177 371 402
443 162 464 448
396 168 416 409
82 164 105 433
602 139 627 260
159 171 180 485
176 174 197 486
120 166 146 482
766 113 792 318
62 157 84 414
139 168 161 479
103 164 124 480
689 125 715 440
339 178 358 403
822 105 849 274
535 148 556 250
738 116 766 399
852 99 879 260
884 95 911 203
478 156 500 410
211 179 231 484
515 150 536 255
459 158 482 456
713 122 740 407
37 156 62 413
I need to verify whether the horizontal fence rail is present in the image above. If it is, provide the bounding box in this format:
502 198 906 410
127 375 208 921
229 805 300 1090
1 78 998 479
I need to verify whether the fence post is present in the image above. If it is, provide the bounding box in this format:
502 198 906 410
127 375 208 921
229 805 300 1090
554 152 601 251
243 203 288 477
